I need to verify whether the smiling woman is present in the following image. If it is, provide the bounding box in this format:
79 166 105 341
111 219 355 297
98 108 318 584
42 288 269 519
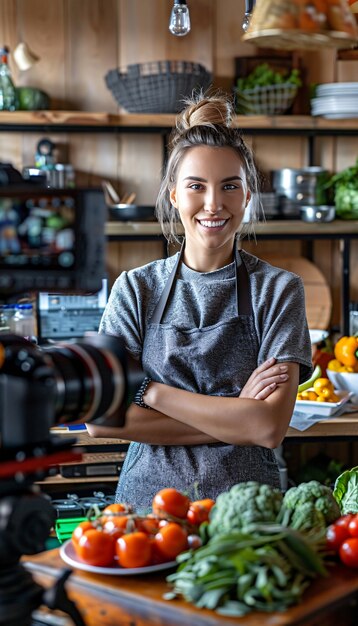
87 92 313 511
168 145 250 271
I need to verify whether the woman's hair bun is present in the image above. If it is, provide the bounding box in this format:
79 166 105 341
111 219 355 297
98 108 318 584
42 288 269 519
176 91 234 133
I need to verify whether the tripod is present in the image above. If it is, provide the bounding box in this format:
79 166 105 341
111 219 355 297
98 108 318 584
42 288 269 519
0 478 86 626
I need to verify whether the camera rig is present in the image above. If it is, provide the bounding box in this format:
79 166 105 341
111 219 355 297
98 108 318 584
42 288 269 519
0 334 143 626
0 178 144 625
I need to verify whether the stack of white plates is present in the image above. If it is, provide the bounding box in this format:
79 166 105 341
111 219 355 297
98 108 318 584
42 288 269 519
311 82 358 119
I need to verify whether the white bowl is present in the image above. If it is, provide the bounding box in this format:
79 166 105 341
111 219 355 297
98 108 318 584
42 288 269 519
326 370 358 404
295 390 351 417
309 329 329 345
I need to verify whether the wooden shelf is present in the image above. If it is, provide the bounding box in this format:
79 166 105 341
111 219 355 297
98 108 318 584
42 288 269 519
105 219 358 239
37 474 118 485
0 111 358 133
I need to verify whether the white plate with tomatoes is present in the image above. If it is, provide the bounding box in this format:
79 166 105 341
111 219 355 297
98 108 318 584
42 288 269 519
294 390 352 417
60 540 177 575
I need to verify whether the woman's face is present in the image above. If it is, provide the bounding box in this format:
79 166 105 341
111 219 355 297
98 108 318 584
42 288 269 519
170 146 251 266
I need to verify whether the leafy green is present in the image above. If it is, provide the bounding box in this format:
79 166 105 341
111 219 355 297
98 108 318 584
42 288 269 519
333 466 358 514
326 159 358 219
236 64 302 92
16 87 50 111
166 524 326 615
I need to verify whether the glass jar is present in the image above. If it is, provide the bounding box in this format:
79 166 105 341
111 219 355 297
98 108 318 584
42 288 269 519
11 303 37 341
0 46 18 111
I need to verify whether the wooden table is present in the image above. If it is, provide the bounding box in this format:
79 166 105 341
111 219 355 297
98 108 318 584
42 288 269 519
55 409 358 448
24 548 358 626
286 409 358 442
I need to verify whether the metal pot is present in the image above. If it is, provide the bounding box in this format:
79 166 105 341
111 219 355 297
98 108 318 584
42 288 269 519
300 205 336 223
276 188 328 205
272 167 330 190
272 167 330 205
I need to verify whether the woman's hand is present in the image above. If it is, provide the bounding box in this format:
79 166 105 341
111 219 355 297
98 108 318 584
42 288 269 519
239 357 289 400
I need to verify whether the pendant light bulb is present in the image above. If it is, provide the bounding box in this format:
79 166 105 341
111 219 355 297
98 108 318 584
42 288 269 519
242 0 255 32
169 0 191 37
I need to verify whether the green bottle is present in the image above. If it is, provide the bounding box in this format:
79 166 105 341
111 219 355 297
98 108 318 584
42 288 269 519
0 46 18 111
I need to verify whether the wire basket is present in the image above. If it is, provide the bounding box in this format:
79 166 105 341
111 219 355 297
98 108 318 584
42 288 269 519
105 60 212 113
235 83 298 115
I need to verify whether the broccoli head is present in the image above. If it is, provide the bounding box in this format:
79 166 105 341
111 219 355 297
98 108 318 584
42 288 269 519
288 501 326 532
280 480 341 531
207 481 283 537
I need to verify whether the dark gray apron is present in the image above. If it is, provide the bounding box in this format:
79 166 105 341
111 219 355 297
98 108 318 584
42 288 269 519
116 245 280 510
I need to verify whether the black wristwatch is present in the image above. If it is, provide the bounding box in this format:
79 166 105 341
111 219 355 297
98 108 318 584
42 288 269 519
134 377 152 409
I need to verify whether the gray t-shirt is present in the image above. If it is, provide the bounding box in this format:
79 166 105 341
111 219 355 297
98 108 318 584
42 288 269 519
100 249 312 385
99 249 312 507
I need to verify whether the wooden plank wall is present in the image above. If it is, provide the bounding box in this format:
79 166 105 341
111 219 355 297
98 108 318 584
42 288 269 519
0 0 357 324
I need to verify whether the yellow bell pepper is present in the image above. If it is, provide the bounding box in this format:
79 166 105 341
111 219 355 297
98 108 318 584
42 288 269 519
327 359 357 373
334 336 358 369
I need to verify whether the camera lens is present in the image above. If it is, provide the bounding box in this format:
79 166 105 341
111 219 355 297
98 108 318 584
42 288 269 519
0 334 143 430
48 339 126 423
44 334 143 424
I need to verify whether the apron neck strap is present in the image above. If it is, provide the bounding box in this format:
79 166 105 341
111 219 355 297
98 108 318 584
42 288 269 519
150 241 251 324
235 245 251 316
150 240 184 324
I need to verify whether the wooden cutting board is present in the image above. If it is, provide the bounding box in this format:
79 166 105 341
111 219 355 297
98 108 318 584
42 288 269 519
260 255 332 330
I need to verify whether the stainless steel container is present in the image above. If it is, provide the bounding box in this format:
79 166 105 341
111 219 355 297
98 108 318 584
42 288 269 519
300 205 336 223
272 167 330 190
23 164 75 188
272 167 330 206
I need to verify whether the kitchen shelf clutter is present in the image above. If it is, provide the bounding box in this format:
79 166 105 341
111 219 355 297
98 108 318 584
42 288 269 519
1 109 357 335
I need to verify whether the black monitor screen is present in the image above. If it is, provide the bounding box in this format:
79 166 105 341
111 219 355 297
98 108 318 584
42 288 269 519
0 193 77 270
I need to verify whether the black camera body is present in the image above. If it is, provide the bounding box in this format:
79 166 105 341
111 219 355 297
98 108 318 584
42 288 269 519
0 186 106 295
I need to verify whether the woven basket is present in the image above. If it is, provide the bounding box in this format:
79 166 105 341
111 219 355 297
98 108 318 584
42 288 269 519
105 60 212 113
235 83 298 115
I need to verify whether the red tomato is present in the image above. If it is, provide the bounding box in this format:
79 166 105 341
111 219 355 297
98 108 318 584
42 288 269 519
102 515 132 540
339 538 358 568
116 532 152 568
136 516 160 536
100 502 129 523
326 523 351 552
187 499 215 526
335 514 356 530
159 519 169 528
72 520 95 547
348 514 358 538
75 528 115 567
152 488 190 519
154 522 188 560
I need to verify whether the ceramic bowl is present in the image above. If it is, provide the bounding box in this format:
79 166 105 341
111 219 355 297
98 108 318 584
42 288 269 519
309 329 329 345
326 370 358 404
